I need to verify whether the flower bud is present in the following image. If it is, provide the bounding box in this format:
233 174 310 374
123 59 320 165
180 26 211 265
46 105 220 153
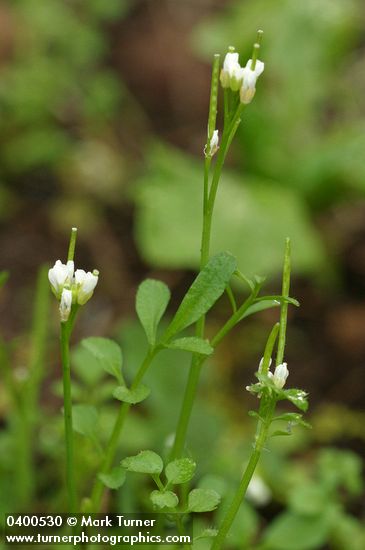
48 260 74 298
205 129 219 158
271 362 289 389
240 59 264 104
220 50 244 91
59 288 72 322
75 269 99 305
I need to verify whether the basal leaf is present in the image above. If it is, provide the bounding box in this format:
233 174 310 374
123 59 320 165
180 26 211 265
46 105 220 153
98 467 126 490
136 279 171 345
113 384 150 404
121 450 163 475
81 337 123 384
150 490 179 509
166 458 196 485
187 488 221 513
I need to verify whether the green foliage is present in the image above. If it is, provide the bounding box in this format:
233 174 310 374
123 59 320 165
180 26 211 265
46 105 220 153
165 337 213 356
150 490 179 509
81 337 123 384
136 279 171 346
113 384 150 405
262 510 334 550
121 451 163 475
72 344 105 387
134 144 325 277
187 488 221 513
163 252 237 340
98 467 126 490
165 458 196 485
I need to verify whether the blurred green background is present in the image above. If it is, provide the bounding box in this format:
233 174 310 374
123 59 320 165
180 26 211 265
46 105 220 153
0 1 364 548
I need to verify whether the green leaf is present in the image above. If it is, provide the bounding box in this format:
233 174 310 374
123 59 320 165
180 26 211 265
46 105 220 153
263 511 332 550
72 404 99 438
166 337 213 356
194 528 218 541
113 384 150 404
166 458 196 485
81 337 123 384
0 271 9 289
282 389 309 412
273 412 311 429
271 430 292 438
136 279 171 346
150 490 179 509
187 488 221 513
133 144 325 276
98 467 126 490
255 295 300 307
240 299 281 320
163 252 237 340
72 345 105 386
121 450 163 475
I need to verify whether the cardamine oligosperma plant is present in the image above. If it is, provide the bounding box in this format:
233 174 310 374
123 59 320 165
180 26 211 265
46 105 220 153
49 31 309 548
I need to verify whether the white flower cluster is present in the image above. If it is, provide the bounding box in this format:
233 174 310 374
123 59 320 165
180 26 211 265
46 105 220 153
48 260 99 322
220 50 264 104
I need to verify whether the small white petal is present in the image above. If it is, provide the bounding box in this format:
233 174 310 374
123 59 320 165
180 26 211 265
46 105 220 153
272 362 289 389
74 269 87 286
206 129 219 157
240 59 264 104
245 58 265 78
48 260 72 296
59 288 72 322
223 52 239 73
77 271 99 305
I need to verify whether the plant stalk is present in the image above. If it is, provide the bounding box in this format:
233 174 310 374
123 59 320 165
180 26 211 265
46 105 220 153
60 319 77 513
89 348 157 511
211 398 275 550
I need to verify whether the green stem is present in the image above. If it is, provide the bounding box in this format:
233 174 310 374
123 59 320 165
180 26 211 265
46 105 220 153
276 238 291 366
89 348 157 511
170 289 258 460
60 320 77 513
170 101 245 460
211 398 275 550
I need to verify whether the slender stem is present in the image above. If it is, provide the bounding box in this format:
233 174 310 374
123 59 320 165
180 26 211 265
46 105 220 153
89 348 157 510
276 238 291 366
170 100 245 460
67 227 77 262
169 354 205 460
211 398 275 550
60 320 77 513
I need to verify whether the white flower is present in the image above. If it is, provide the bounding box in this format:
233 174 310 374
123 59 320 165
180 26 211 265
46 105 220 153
240 59 265 104
48 260 74 297
74 269 99 305
220 51 244 91
268 362 289 389
206 129 219 157
59 288 72 322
